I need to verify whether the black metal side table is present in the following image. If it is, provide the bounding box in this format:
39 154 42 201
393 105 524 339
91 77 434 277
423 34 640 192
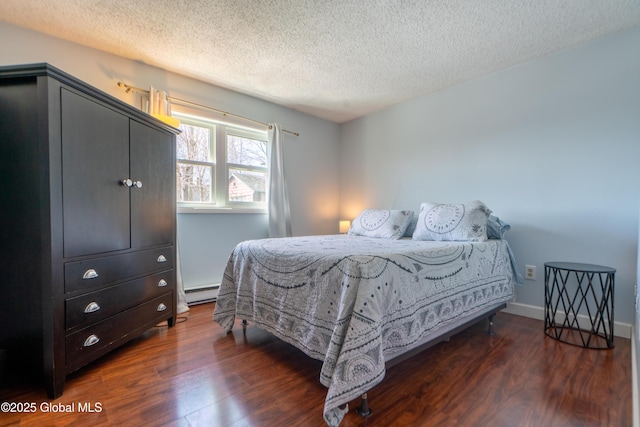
544 262 615 349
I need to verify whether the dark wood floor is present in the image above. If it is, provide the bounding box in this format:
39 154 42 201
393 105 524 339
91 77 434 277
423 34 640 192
0 302 631 427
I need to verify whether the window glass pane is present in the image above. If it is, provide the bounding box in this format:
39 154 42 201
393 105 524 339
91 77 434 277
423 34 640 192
177 163 213 203
177 123 212 162
228 169 266 203
227 134 267 167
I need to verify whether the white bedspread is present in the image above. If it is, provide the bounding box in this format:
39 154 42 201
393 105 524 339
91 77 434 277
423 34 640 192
213 235 515 426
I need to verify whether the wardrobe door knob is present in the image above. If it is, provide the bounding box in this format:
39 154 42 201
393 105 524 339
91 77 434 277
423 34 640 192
121 178 133 187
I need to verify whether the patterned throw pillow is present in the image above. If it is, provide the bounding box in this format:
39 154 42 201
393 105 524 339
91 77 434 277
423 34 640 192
412 200 491 241
348 209 414 240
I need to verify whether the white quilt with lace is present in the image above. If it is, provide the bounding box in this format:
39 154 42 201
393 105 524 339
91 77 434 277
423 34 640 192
213 235 515 426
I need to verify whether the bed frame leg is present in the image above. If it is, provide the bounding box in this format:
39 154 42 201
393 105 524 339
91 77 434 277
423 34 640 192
242 319 248 330
488 314 496 336
356 393 373 417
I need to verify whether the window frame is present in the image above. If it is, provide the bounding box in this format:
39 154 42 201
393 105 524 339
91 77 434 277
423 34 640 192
173 111 269 214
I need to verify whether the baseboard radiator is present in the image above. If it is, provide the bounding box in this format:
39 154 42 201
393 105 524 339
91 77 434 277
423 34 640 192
185 284 219 305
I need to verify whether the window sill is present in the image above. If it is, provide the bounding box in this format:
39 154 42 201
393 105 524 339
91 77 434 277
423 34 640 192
177 206 268 214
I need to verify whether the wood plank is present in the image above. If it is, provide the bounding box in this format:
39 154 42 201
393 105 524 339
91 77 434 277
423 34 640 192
0 302 631 426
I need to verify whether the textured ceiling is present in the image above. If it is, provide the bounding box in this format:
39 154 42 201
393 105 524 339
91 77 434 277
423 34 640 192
1 1 640 123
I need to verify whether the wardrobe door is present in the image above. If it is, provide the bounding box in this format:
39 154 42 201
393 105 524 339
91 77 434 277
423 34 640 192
129 119 175 249
61 88 130 258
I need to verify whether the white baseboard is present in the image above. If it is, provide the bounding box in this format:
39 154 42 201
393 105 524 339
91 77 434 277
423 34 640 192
502 302 632 339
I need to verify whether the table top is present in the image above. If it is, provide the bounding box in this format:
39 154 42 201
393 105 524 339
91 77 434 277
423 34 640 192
545 262 615 273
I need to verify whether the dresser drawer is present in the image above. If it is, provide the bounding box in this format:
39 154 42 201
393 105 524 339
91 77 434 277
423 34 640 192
65 270 174 330
65 293 173 372
65 246 174 293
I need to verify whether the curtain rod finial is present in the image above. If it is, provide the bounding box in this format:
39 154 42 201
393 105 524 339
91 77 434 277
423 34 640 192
117 81 132 93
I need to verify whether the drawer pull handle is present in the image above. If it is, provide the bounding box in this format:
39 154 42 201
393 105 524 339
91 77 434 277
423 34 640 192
158 279 168 287
82 269 99 280
157 303 167 312
157 255 167 263
83 335 100 347
84 302 101 313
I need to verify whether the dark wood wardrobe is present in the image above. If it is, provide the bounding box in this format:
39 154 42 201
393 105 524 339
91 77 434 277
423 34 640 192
0 63 179 398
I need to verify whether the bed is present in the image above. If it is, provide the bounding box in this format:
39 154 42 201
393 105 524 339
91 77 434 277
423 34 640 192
213 204 520 426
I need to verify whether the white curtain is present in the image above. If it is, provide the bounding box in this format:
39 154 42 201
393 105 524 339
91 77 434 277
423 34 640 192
175 238 189 314
148 86 188 313
148 86 172 117
267 124 292 238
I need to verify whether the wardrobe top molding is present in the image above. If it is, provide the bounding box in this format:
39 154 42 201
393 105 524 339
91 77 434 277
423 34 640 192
0 62 181 135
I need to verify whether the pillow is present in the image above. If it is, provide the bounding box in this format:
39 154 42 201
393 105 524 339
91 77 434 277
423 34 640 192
412 200 491 242
403 212 418 237
348 209 414 240
487 215 511 239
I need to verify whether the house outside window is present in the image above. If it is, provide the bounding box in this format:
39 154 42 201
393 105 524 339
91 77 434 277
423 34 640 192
174 112 268 212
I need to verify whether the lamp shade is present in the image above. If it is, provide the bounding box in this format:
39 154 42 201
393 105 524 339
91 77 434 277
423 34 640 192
339 220 351 234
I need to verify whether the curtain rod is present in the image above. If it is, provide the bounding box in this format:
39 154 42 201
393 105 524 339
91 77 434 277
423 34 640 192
117 82 299 137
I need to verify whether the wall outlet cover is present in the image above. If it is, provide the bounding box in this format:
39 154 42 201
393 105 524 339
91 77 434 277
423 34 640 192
525 265 536 280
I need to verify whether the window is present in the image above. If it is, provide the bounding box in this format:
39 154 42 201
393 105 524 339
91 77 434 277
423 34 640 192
175 117 215 204
174 112 268 212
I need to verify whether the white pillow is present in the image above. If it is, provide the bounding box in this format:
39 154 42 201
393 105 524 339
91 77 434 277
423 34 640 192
412 201 491 241
348 209 414 240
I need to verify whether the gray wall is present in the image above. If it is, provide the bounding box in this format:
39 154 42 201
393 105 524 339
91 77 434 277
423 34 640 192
0 22 341 290
339 26 640 325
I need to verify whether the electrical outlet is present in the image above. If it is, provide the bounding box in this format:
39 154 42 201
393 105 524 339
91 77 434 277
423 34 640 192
525 265 536 280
